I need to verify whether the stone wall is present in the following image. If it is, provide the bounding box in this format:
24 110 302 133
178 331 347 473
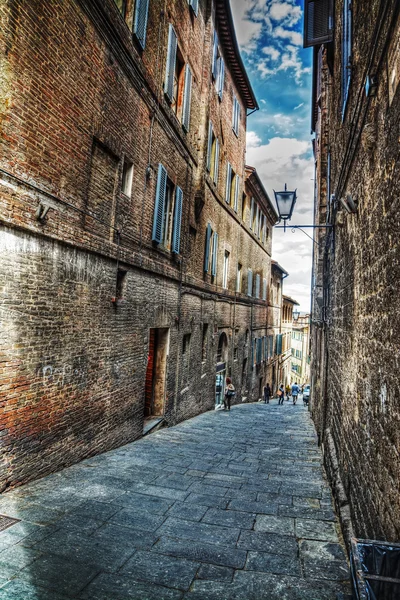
310 0 400 542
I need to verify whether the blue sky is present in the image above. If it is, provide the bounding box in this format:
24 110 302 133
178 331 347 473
231 0 314 312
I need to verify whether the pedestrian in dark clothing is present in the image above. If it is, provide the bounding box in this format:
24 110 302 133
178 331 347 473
263 383 271 404
224 377 235 411
277 384 285 405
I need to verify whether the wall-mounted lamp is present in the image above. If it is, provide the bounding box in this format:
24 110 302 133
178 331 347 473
274 184 333 236
339 194 358 214
35 202 51 222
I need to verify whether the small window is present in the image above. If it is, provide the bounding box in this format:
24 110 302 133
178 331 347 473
121 159 133 197
212 32 224 100
241 193 247 222
234 347 238 361
182 333 191 354
236 263 242 293
222 250 230 289
207 123 219 184
116 269 127 299
188 0 199 17
232 95 240 135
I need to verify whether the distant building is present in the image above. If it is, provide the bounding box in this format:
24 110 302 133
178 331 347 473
280 296 299 388
291 314 310 386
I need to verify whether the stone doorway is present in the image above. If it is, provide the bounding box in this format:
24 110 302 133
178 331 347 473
144 328 169 419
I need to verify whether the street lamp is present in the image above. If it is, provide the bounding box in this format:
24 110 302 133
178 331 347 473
293 308 300 322
274 184 297 230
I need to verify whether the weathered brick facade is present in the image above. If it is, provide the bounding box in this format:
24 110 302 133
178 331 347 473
308 0 400 543
0 0 283 489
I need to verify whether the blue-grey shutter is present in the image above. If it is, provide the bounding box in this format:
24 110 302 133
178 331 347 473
204 224 212 272
304 0 333 48
250 198 254 229
234 175 239 212
189 0 199 16
206 121 213 171
263 336 267 361
251 337 254 368
211 232 218 276
214 139 219 184
341 0 352 119
152 164 167 243
225 163 231 203
164 24 177 102
262 278 267 301
172 186 183 254
247 269 253 296
182 65 192 132
257 338 262 364
232 96 236 130
217 58 224 99
269 336 274 358
134 0 150 49
212 31 218 79
255 274 260 299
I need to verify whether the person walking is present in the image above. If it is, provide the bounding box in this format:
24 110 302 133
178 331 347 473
224 377 235 411
291 381 300 405
263 383 271 404
285 384 291 402
277 383 285 405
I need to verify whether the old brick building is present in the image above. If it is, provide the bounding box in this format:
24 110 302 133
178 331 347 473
306 0 400 542
0 0 282 489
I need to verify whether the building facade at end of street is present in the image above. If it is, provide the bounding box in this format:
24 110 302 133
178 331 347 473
305 0 400 543
0 0 291 489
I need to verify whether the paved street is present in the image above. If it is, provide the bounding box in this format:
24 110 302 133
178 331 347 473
0 400 350 599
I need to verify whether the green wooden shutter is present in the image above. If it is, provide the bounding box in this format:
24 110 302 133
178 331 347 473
214 139 219 184
164 24 177 102
206 121 213 171
204 223 212 272
211 232 218 276
152 164 167 243
247 269 253 296
304 0 333 47
225 163 231 203
172 186 183 254
182 65 192 132
133 0 150 49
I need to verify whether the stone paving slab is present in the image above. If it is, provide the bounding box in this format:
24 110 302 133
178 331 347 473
0 402 350 599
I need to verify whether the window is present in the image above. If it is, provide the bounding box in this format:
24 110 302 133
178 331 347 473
342 0 352 119
236 263 242 293
262 278 267 301
164 25 192 130
116 269 127 299
212 32 224 99
304 0 334 48
232 95 240 135
204 224 218 278
256 338 262 365
133 0 150 48
234 347 238 361
202 324 208 361
207 122 219 184
276 334 283 356
225 164 239 211
121 159 133 197
255 274 260 299
247 269 253 297
222 251 230 289
114 0 127 18
182 333 191 386
241 193 247 221
152 163 183 253
188 0 199 17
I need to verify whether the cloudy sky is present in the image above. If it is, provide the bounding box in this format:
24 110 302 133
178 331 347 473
231 0 314 312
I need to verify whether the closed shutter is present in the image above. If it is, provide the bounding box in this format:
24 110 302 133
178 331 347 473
214 139 219 184
255 205 260 237
255 274 260 299
189 0 199 16
212 31 218 79
152 164 167 243
206 121 213 171
204 224 212 272
276 334 283 356
251 337 254 368
341 0 352 118
234 175 239 212
304 0 333 47
164 24 177 102
236 102 240 134
172 186 183 254
211 232 218 276
262 278 267 301
250 198 254 229
269 335 274 359
134 0 150 49
247 269 253 296
217 58 224 99
263 336 267 362
225 163 232 203
182 65 192 132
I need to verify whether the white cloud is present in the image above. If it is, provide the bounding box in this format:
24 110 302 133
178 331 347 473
274 26 303 46
294 102 304 110
269 2 301 26
262 45 281 60
246 131 262 148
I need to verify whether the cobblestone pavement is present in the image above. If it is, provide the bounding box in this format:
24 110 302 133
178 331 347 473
0 401 351 599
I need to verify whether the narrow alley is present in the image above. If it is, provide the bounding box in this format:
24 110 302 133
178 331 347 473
0 401 350 600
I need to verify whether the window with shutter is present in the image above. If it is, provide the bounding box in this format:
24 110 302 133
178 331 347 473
303 0 333 48
225 163 232 203
211 232 218 277
250 198 254 229
164 25 177 102
263 336 267 362
213 139 219 184
212 31 218 80
262 278 267 301
204 224 212 272
134 0 150 49
182 65 192 132
232 96 240 135
341 0 352 119
189 0 199 17
172 186 183 254
255 274 260 299
152 164 168 244
217 57 224 99
207 122 213 171
247 269 253 297
234 175 239 212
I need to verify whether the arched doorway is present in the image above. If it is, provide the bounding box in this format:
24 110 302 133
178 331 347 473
215 332 228 407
